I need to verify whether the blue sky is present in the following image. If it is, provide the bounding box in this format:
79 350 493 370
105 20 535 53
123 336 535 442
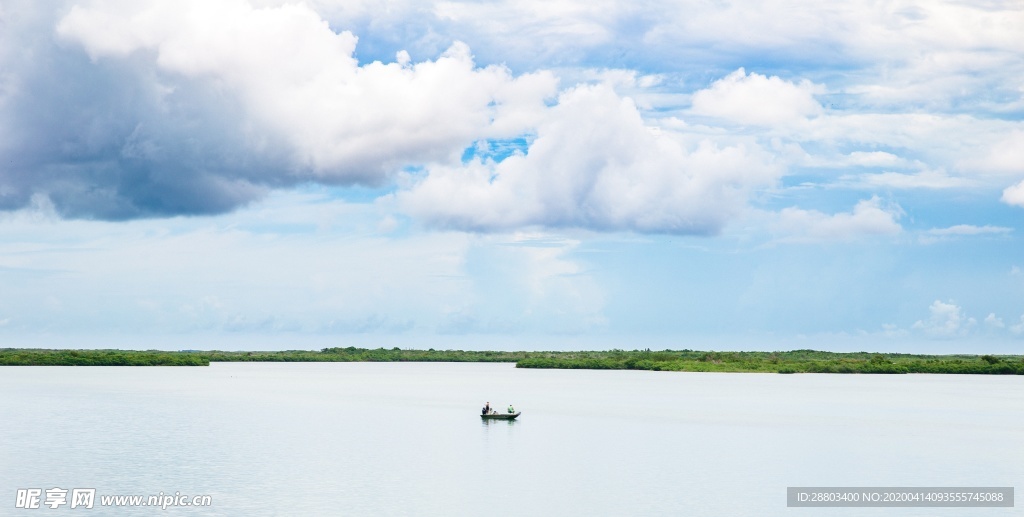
0 0 1022 352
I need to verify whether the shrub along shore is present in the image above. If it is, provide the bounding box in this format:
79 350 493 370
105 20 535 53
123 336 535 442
1 347 1022 374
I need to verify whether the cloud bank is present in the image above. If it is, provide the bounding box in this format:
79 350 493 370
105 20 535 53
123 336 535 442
1 0 1022 238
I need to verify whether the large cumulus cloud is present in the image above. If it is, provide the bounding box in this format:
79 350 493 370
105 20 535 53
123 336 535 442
396 84 780 234
0 0 555 219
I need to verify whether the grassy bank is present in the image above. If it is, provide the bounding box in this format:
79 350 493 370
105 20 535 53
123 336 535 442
1 347 1022 374
515 349 1024 374
0 349 210 366
0 347 530 366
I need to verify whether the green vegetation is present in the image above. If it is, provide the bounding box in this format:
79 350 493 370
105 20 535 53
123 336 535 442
0 349 209 366
515 349 1024 374
0 347 532 366
203 347 535 363
1 347 1022 374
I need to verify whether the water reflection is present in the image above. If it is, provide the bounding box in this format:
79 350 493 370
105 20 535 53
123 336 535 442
480 416 518 427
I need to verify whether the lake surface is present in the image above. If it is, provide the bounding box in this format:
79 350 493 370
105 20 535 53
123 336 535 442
0 363 1020 516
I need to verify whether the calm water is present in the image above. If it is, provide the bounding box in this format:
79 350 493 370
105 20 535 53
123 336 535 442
0 363 1020 516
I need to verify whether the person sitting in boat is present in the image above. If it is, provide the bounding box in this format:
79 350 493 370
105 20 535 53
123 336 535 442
507 404 515 414
482 402 491 415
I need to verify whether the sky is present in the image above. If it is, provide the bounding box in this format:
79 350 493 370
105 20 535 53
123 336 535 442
0 0 1022 352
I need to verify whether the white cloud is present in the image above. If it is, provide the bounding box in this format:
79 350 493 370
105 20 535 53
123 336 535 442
335 0 1024 104
919 224 1013 244
769 196 902 242
1001 180 1024 208
841 169 973 190
56 0 557 182
925 225 1012 237
958 130 1024 175
396 84 780 234
434 0 619 55
642 1 1023 118
689 68 824 126
985 313 1004 329
880 323 909 338
846 151 907 168
799 114 1024 185
912 300 976 338
1011 315 1024 335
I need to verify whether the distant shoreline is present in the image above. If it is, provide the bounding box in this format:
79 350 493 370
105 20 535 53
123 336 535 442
1 347 1022 374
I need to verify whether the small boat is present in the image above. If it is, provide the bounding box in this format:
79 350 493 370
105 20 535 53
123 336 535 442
481 412 521 420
